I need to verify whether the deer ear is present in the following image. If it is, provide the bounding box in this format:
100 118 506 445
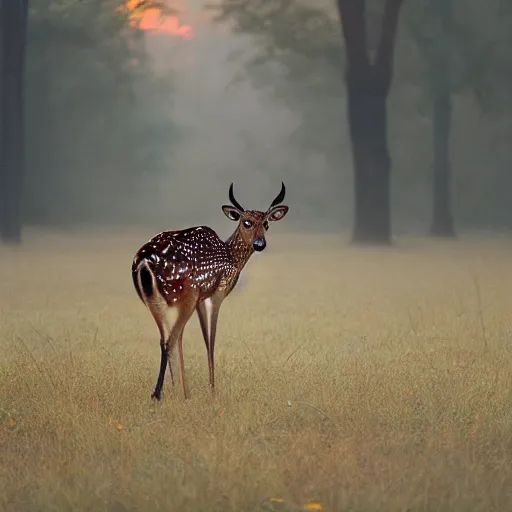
222 205 241 221
266 205 289 222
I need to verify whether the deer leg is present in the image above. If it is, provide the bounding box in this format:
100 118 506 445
176 330 188 399
166 301 196 400
167 343 176 386
166 311 183 387
197 297 222 390
151 314 172 400
196 301 210 352
168 327 190 400
151 337 168 401
196 301 212 386
208 302 221 390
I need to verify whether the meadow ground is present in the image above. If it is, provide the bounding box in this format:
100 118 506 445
1 228 512 512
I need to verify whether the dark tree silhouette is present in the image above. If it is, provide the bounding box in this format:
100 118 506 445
23 0 182 227
337 0 404 244
409 0 512 237
207 0 405 243
428 0 455 237
0 0 28 244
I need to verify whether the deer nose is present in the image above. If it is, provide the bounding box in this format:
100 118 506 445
253 238 266 252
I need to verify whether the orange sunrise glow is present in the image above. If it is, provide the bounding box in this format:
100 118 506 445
123 0 193 39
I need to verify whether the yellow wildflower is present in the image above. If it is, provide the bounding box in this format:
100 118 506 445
304 502 324 511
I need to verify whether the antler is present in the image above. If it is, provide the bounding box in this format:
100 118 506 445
269 181 286 209
229 183 245 212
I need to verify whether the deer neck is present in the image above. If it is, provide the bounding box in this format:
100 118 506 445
226 229 254 272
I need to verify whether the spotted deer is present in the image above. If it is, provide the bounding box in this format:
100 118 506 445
132 182 289 401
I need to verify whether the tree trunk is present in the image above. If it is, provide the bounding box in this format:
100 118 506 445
431 93 455 236
0 0 28 244
430 0 455 237
0 0 4 238
348 73 391 243
338 0 404 245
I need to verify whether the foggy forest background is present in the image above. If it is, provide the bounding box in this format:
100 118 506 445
1 0 512 242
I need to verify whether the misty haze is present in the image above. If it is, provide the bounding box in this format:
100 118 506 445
1 0 512 510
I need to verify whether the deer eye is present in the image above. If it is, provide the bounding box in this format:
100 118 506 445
264 221 269 231
243 220 253 229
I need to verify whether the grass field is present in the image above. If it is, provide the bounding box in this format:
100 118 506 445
1 229 512 511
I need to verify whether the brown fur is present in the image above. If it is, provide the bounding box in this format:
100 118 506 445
131 183 289 400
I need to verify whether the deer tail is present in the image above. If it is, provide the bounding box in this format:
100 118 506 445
132 260 156 305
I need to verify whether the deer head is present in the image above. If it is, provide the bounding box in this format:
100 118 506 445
221 182 289 252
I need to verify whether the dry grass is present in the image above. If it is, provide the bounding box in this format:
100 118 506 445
1 228 512 512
